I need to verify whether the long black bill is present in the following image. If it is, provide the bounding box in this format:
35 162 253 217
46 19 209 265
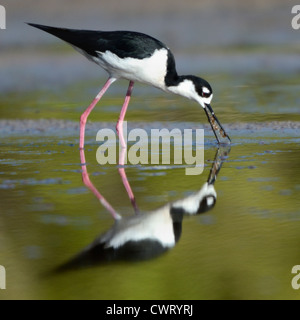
204 104 231 145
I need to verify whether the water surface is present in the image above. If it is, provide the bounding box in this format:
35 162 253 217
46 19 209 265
1 73 300 299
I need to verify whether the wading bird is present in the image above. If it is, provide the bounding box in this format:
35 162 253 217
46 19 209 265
28 23 231 148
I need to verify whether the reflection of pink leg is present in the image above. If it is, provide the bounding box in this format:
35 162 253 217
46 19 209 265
116 81 134 148
79 77 116 149
116 81 138 212
80 148 121 220
118 146 139 213
116 81 138 213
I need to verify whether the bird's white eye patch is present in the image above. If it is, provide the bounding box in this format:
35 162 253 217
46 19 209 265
202 86 211 98
203 87 210 94
206 196 215 206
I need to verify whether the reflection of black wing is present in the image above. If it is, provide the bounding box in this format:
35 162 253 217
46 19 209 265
55 240 169 272
55 209 178 272
28 23 166 59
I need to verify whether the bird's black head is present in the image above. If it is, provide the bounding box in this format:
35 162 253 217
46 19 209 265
170 75 213 108
188 76 213 104
197 194 216 214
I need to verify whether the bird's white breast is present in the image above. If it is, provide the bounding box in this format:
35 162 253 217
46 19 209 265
93 48 169 90
100 206 176 249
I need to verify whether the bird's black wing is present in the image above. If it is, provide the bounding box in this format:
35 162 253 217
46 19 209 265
28 23 167 59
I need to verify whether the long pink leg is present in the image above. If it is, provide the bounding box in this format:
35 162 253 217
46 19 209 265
118 146 139 213
116 81 134 148
79 77 116 149
80 148 121 220
116 81 138 213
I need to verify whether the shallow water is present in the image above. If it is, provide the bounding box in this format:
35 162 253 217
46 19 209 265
1 136 300 299
1 69 300 299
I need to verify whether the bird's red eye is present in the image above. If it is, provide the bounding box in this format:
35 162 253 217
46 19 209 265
201 87 211 98
202 91 210 98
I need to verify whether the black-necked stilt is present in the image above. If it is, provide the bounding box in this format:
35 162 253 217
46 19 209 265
28 23 231 148
55 146 230 271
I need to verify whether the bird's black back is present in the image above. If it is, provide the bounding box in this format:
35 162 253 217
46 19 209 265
28 23 167 59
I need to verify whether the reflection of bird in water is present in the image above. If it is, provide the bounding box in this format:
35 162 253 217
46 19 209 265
27 23 230 148
55 146 230 272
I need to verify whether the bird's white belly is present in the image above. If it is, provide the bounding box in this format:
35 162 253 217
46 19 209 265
93 48 169 90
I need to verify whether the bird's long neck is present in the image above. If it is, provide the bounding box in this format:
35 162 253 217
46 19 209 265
165 74 198 101
163 51 198 99
164 50 180 87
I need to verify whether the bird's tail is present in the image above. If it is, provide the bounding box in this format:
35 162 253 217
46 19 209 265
27 23 100 58
27 23 77 41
